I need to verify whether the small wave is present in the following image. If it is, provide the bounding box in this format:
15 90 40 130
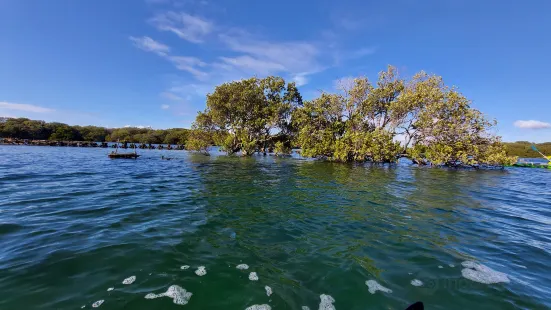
91 300 104 308
122 276 136 284
145 285 193 305
245 305 271 310
107 287 113 291
365 280 392 294
411 279 423 286
249 272 258 281
180 265 190 270
461 261 510 284
265 286 272 296
319 294 335 310
195 266 207 276
236 264 249 270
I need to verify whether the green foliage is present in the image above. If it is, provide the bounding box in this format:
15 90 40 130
186 129 212 154
291 65 516 166
0 118 190 145
503 141 551 158
191 76 302 155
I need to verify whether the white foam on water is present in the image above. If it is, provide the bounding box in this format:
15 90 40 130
302 307 310 310
236 264 249 270
411 279 423 286
449 264 455 268
461 261 510 284
107 287 114 291
408 272 413 275
249 272 259 281
245 304 271 310
144 285 193 305
81 306 85 309
92 300 104 308
438 265 443 269
365 280 392 294
265 286 272 296
195 266 207 276
318 294 335 310
122 276 136 285
181 265 190 270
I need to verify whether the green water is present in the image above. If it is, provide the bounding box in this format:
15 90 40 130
0 146 550 309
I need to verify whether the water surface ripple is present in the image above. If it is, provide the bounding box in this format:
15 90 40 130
0 146 550 309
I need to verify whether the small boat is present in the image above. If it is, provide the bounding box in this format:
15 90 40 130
108 143 140 159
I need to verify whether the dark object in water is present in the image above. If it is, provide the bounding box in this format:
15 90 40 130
405 302 423 310
108 143 139 159
161 156 173 160
108 153 140 159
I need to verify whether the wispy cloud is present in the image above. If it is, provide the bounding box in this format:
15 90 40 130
161 91 186 101
167 56 208 79
161 104 170 109
150 11 213 43
219 32 321 74
129 36 170 56
292 74 309 87
0 101 54 113
514 120 551 129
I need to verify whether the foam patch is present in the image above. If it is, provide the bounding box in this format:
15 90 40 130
195 266 207 276
236 264 249 270
144 285 193 305
449 264 455 268
122 276 136 285
92 300 104 308
365 280 392 294
245 304 271 310
302 307 310 310
107 287 114 291
438 265 443 269
411 279 423 286
461 261 510 284
181 265 190 270
249 272 259 281
81 306 85 309
265 286 272 296
318 294 335 310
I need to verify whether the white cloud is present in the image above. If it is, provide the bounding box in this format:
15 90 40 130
168 56 208 79
349 47 377 59
129 36 170 56
0 101 54 113
124 125 152 129
218 55 286 75
161 92 185 101
292 74 308 87
514 120 551 129
219 33 320 75
150 11 213 43
161 104 170 109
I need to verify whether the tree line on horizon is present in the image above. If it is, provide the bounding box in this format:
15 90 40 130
0 118 189 145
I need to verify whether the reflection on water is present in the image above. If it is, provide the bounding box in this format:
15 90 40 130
0 146 550 309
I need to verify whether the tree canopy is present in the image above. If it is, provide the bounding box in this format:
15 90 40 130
189 66 517 167
189 76 302 155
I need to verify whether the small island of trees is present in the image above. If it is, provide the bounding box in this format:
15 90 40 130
187 65 518 167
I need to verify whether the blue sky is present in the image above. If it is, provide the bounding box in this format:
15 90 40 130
1 0 550 142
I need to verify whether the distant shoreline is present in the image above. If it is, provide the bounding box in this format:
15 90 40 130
0 138 185 150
